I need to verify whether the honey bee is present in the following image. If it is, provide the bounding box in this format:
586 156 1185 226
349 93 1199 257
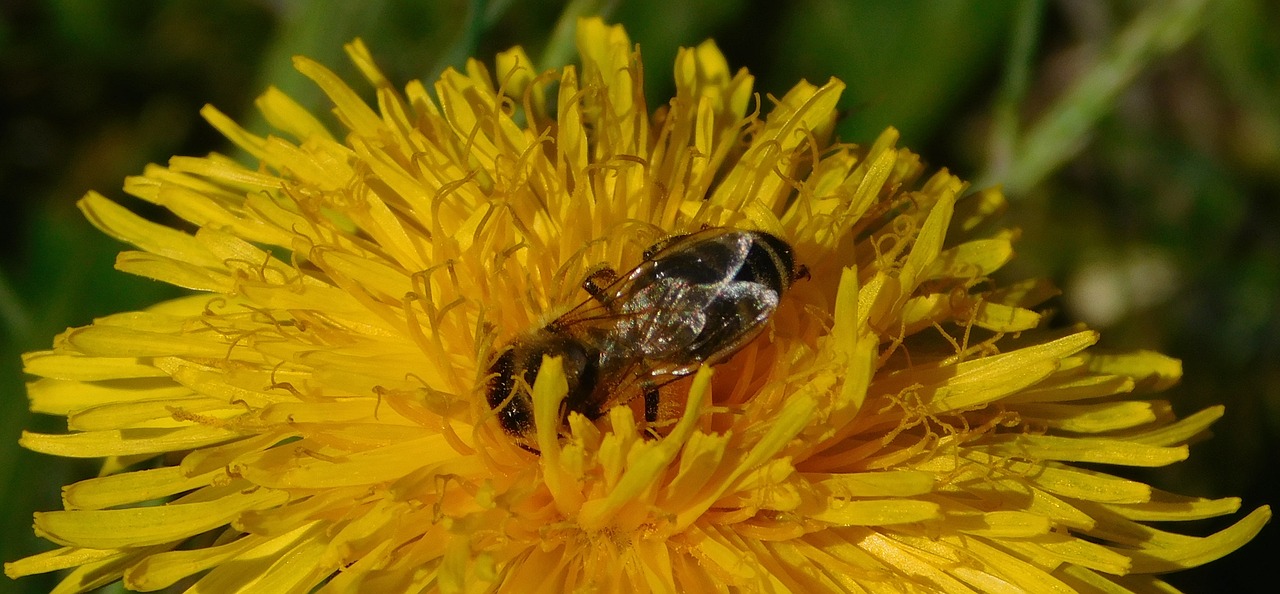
486 227 806 449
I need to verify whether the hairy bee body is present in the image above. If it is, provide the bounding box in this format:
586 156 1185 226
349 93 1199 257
486 228 804 448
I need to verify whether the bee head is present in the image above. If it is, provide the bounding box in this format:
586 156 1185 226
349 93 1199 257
486 331 601 442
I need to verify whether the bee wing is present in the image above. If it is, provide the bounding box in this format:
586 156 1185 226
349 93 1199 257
550 231 741 334
551 280 653 334
588 283 775 420
552 227 784 420
682 281 778 364
556 227 752 331
633 281 776 376
587 353 700 423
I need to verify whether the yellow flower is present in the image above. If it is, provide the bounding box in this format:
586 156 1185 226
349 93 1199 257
6 17 1268 594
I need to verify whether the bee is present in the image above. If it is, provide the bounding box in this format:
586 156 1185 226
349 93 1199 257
486 227 806 449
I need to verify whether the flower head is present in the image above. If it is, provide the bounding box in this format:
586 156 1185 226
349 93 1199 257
6 18 1268 593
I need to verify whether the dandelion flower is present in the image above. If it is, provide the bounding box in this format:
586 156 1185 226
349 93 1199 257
6 18 1268 594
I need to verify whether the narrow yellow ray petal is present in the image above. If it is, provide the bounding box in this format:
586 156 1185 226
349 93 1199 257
115 251 236 292
79 192 220 267
809 499 942 526
124 530 270 591
293 55 384 137
36 488 289 548
4 546 130 579
22 351 166 381
579 367 712 530
257 86 335 142
63 465 218 510
973 434 1189 467
27 376 191 415
234 434 457 489
1127 506 1271 573
1013 400 1159 432
21 426 243 457
65 325 236 359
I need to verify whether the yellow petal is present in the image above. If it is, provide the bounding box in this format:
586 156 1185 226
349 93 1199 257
21 426 242 458
22 351 165 381
63 465 218 510
1104 492 1241 522
973 434 1188 467
67 396 241 431
1088 350 1183 391
1012 400 1159 432
114 251 235 292
79 192 220 267
808 499 942 526
293 55 384 138
36 487 288 548
1126 506 1272 573
953 510 1054 538
256 86 335 142
234 434 457 489
4 546 130 579
922 238 1014 282
123 530 269 591
27 376 190 415
807 470 936 498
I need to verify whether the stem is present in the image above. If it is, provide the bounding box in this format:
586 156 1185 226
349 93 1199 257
987 0 1045 183
979 0 1210 194
0 267 33 344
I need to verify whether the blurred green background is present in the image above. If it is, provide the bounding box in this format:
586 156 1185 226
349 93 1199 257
1 0 1275 592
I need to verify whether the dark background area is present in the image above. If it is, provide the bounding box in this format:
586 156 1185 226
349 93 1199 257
1 1 1274 592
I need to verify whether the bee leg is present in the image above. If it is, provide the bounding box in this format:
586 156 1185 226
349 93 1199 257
643 384 660 424
581 266 619 303
517 442 541 455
